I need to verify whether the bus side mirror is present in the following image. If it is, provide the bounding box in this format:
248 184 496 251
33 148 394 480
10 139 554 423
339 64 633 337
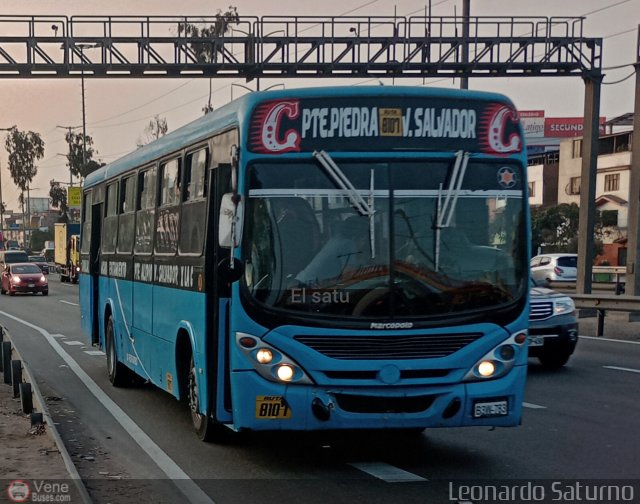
218 193 244 248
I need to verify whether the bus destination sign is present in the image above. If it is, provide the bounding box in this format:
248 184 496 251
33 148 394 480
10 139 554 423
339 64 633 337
249 97 522 155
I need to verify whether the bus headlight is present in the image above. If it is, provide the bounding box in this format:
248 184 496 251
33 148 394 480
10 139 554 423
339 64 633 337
276 364 295 382
236 332 314 385
256 348 273 364
477 360 496 377
463 332 526 382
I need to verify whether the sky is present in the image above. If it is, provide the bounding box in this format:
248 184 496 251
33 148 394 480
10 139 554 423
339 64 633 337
0 0 638 209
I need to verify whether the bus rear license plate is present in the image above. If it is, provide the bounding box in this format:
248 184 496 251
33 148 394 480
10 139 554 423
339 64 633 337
255 396 292 420
473 400 508 418
528 336 544 347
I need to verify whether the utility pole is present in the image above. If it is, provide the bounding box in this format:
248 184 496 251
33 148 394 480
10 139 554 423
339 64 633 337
56 124 81 188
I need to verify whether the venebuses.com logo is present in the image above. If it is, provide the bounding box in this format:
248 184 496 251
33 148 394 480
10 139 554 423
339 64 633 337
6 480 30 503
5 479 71 502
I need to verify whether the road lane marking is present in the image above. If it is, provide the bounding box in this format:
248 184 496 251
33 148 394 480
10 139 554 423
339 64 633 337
0 310 216 504
580 336 640 345
349 462 427 482
523 402 547 409
603 365 640 374
84 350 106 356
60 300 79 306
62 341 84 346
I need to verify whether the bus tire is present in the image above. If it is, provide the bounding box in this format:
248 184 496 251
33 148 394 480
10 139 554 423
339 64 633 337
187 355 232 443
106 315 131 387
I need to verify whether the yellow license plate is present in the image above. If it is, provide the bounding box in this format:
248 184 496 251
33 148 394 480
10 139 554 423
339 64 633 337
255 396 292 419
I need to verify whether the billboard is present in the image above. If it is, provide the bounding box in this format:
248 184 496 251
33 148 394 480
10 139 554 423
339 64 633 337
67 186 82 208
519 110 545 139
544 117 607 138
520 111 607 140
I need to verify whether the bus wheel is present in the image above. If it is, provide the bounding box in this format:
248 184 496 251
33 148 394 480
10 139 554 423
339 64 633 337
187 356 231 443
106 316 131 387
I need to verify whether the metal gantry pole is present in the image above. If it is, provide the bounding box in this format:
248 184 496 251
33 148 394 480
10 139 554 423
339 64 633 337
622 25 640 299
460 0 470 90
576 74 603 295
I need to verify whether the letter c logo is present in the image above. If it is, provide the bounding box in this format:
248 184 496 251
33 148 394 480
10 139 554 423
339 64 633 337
259 101 301 153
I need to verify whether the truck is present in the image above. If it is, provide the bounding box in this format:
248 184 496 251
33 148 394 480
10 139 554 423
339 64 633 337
54 222 81 283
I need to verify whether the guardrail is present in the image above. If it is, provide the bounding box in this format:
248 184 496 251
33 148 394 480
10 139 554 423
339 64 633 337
571 293 640 337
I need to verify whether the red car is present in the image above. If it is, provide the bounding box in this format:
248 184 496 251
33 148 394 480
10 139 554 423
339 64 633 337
1 262 49 296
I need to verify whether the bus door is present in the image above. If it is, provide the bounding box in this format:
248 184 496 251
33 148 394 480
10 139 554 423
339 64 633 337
90 202 103 346
207 161 234 422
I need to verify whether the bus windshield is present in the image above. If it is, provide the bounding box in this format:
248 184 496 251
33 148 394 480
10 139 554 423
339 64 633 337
242 158 526 320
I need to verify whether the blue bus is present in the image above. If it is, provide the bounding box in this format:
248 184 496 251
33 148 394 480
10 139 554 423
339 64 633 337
80 86 530 441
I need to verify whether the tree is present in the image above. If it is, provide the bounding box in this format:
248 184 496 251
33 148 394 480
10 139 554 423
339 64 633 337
49 180 68 215
29 228 53 253
4 127 44 193
137 115 168 148
64 131 104 179
4 127 45 245
531 203 603 257
178 7 240 63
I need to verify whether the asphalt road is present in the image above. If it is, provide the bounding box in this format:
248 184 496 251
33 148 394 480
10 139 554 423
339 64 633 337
1 276 639 504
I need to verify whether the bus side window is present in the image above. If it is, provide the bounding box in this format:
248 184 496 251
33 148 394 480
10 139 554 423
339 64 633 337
102 181 119 254
134 166 157 255
159 158 181 207
184 148 208 202
81 191 93 255
117 174 136 254
179 148 208 256
157 158 181 255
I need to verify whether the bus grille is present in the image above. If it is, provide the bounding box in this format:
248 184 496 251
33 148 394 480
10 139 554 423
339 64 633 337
334 393 436 413
294 333 482 360
529 302 553 321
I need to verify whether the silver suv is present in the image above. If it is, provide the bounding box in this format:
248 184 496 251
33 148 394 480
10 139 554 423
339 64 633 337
530 253 577 283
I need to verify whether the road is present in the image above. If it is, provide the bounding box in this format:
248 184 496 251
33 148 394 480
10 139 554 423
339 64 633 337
1 276 639 503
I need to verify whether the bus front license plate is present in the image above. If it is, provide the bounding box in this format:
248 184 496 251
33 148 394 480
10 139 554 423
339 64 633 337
255 396 292 420
473 400 508 418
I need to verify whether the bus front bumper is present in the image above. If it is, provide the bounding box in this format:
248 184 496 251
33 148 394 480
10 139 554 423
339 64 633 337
230 364 526 431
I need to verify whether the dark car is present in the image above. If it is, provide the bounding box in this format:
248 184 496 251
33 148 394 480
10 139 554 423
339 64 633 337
1 263 49 296
28 255 50 275
528 279 578 368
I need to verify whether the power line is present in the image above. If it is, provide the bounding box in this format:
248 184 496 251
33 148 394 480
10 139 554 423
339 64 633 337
603 69 637 85
580 0 635 18
87 80 195 127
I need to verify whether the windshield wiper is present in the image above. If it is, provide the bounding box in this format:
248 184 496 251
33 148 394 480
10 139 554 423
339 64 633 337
435 150 470 271
313 150 376 258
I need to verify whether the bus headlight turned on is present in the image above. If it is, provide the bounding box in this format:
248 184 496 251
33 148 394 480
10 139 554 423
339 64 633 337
463 332 527 382
236 333 314 385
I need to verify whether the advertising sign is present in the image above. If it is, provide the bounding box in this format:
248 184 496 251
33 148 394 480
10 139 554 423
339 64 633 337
544 117 606 138
67 186 82 208
520 110 545 139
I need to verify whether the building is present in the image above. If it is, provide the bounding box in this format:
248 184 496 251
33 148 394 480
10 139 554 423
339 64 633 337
528 127 633 265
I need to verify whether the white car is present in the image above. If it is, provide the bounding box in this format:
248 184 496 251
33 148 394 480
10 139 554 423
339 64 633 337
530 253 577 283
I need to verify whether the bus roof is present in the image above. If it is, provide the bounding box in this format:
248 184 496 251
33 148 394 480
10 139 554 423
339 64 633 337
83 85 516 189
